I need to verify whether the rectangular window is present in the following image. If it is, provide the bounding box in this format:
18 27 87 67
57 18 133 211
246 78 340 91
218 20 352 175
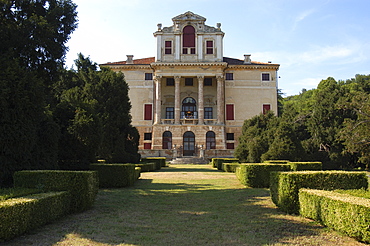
185 78 193 86
226 104 234 120
144 133 152 140
165 41 172 54
166 107 174 119
144 104 152 120
204 78 212 86
262 73 270 81
263 104 271 114
144 143 152 149
204 107 213 119
226 73 234 80
206 40 213 54
226 143 234 149
166 78 174 86
145 73 153 80
226 133 234 140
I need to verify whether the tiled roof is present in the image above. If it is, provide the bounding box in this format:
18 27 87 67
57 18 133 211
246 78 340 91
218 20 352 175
223 57 275 65
103 57 155 65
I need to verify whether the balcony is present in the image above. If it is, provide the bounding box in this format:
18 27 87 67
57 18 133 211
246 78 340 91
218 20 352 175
160 111 217 125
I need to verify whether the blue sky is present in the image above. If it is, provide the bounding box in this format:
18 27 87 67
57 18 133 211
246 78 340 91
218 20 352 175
65 0 370 96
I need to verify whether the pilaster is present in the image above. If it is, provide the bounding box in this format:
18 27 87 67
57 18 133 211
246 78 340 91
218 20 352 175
217 75 225 124
174 76 181 124
154 75 162 124
197 75 204 125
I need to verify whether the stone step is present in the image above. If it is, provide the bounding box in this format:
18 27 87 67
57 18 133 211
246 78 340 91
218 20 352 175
169 157 209 164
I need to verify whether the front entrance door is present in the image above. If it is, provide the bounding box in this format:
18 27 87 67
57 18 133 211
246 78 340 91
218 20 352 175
183 131 195 156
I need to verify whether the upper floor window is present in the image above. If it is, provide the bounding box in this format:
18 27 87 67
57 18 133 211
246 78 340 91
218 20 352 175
185 78 193 86
144 133 152 141
166 78 174 86
204 78 212 86
205 107 213 119
226 73 234 80
183 25 196 54
262 73 270 81
166 107 174 119
145 73 153 80
226 133 234 140
206 40 214 54
165 41 172 54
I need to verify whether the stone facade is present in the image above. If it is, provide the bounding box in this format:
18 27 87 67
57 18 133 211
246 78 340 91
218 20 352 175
100 11 280 160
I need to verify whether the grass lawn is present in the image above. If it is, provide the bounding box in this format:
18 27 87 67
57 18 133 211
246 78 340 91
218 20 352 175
3 165 366 245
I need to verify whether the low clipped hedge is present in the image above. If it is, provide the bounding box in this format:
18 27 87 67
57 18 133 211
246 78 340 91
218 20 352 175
236 164 290 188
264 160 290 164
299 189 370 243
135 163 156 172
90 164 138 188
13 170 98 213
289 162 322 171
135 167 141 180
141 157 166 169
0 191 70 242
222 163 240 173
211 158 239 170
270 171 368 214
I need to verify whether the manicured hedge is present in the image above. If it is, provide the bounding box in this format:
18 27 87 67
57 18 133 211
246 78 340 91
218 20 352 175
211 158 239 170
135 163 156 172
270 171 368 214
90 164 137 188
135 167 141 180
264 160 290 164
289 162 322 171
141 157 166 169
222 163 240 173
299 189 370 243
0 191 70 242
236 164 290 188
13 170 98 213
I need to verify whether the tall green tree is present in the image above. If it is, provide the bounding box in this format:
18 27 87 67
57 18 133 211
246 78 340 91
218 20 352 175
0 0 77 186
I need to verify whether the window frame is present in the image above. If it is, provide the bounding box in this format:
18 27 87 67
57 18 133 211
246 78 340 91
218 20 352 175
206 40 214 54
166 107 174 119
204 77 213 86
166 78 174 86
226 104 235 120
225 73 234 80
144 133 152 141
262 73 270 81
145 73 153 80
263 104 271 114
204 107 213 119
185 78 193 86
226 133 234 141
165 40 172 55
144 104 153 120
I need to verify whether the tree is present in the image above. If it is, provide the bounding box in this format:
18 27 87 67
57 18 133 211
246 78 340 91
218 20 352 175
0 0 77 187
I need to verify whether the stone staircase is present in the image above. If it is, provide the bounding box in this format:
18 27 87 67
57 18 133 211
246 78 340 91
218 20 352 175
169 157 209 164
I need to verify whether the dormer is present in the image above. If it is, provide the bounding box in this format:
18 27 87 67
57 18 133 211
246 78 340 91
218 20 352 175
153 11 225 63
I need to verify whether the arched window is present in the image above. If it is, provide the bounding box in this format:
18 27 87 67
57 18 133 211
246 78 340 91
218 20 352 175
162 131 172 149
206 131 216 149
183 25 195 54
183 131 195 156
182 97 197 119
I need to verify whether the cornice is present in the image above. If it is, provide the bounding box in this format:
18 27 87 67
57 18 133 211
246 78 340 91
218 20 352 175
151 62 228 68
100 64 152 70
227 64 280 70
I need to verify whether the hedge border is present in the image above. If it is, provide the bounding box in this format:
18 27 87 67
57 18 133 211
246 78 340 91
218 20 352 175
90 164 138 188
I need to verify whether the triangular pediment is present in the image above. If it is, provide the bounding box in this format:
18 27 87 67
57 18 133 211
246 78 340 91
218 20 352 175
172 11 206 22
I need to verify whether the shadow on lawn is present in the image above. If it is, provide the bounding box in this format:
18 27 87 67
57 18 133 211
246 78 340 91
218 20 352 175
3 173 363 245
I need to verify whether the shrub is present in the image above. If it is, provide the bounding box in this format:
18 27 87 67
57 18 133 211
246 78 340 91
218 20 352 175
270 171 368 214
299 189 370 243
0 188 40 201
90 164 137 188
0 191 70 242
141 157 166 169
135 167 141 180
236 164 290 188
264 160 290 164
13 170 98 213
222 163 240 173
211 158 239 170
135 163 156 172
289 162 322 171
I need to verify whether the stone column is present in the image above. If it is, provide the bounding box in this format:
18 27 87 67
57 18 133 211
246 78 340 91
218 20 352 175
154 75 162 124
217 75 225 124
174 76 181 124
197 75 204 125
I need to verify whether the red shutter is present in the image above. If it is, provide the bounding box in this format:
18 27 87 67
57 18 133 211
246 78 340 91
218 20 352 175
144 104 152 120
226 104 234 120
183 25 195 47
263 104 271 114
144 143 151 149
226 143 234 149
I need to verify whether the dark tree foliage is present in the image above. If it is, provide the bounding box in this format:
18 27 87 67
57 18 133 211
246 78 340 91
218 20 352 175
0 0 77 187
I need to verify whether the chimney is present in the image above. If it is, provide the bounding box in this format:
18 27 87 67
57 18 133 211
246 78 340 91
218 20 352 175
244 54 251 64
126 55 134 64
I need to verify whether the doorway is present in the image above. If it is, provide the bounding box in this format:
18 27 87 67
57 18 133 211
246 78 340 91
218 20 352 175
183 131 195 156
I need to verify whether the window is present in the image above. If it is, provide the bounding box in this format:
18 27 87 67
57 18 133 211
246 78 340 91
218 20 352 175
182 97 197 119
226 133 234 141
166 107 174 119
144 133 152 140
144 143 151 149
145 73 153 80
162 131 172 149
263 104 271 114
206 40 213 54
183 25 196 54
144 104 152 120
166 78 174 86
204 107 213 119
185 78 193 86
165 41 172 54
226 104 234 120
225 73 234 80
204 78 212 86
206 131 216 149
262 73 270 81
226 143 234 149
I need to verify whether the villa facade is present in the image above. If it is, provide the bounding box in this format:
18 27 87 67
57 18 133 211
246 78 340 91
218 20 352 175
100 11 280 160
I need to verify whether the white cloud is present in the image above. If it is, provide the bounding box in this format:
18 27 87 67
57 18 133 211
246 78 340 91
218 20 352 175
292 9 316 31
